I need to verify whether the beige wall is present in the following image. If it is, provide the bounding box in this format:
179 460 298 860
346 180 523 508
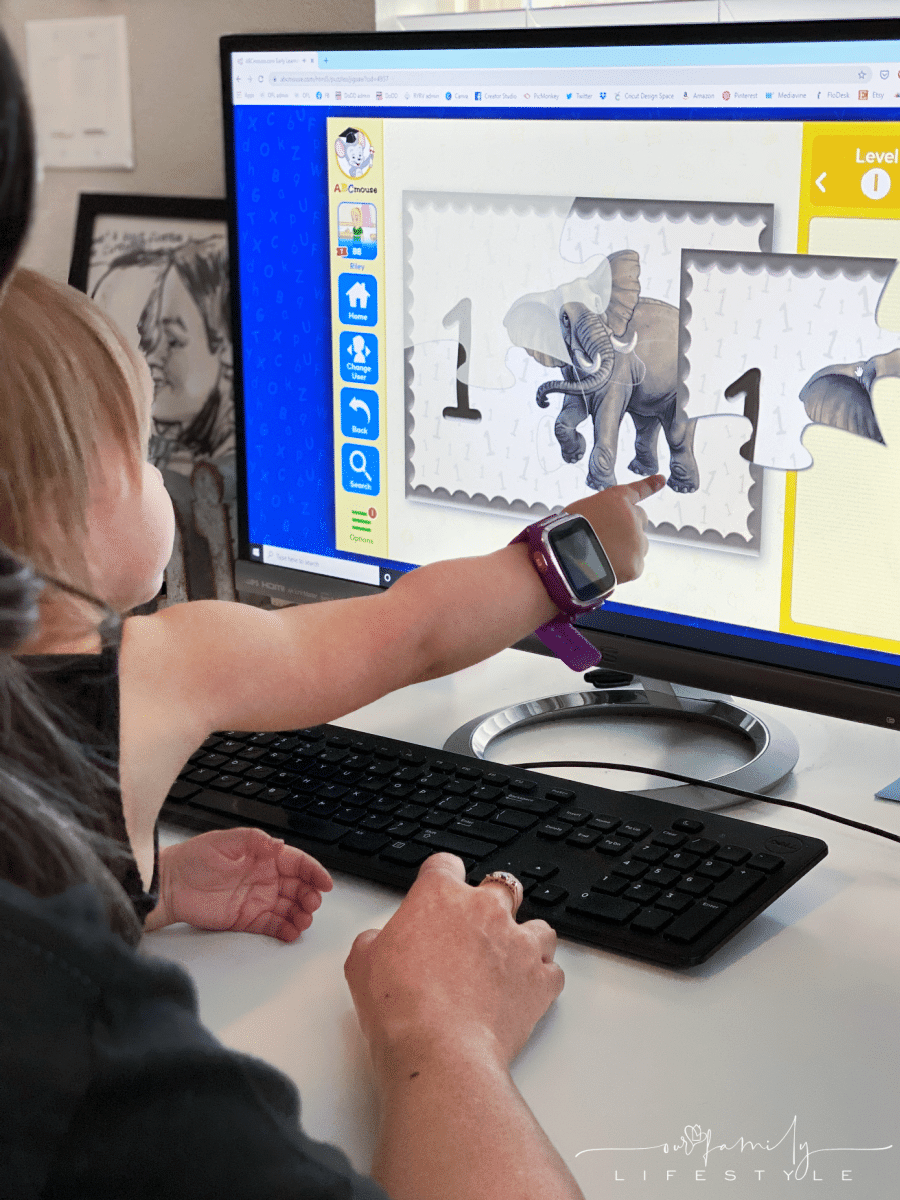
0 1 375 279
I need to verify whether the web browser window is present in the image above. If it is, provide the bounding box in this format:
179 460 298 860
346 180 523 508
227 32 900 679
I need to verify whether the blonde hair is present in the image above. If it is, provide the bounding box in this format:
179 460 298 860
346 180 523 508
0 268 146 591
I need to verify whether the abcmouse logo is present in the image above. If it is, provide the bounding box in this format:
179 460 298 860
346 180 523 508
334 127 374 180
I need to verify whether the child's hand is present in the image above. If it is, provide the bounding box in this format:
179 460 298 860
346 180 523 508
149 828 333 941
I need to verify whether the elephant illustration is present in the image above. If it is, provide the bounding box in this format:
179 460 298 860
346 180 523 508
504 250 698 492
799 346 900 445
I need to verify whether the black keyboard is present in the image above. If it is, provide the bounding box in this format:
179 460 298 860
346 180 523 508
161 723 828 968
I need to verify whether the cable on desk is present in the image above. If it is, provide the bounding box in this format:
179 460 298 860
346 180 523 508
510 759 900 846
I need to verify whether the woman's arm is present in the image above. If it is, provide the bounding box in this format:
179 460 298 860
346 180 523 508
344 853 585 1200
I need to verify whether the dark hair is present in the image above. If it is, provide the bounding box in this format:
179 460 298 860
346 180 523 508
0 551 143 945
0 30 34 283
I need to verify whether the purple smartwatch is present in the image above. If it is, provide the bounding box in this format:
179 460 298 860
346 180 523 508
510 512 616 670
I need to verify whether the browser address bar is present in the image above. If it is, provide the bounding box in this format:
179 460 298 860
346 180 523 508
271 73 390 85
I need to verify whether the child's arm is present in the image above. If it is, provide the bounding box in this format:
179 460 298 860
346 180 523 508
142 828 333 939
126 476 663 743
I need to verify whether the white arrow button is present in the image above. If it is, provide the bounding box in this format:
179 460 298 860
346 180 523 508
815 172 827 192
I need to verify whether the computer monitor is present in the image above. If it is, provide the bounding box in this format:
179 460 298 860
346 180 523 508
220 18 900 793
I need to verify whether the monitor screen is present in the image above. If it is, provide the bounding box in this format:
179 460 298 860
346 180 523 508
221 18 900 732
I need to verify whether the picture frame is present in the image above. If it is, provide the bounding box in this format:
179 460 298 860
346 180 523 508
69 193 236 602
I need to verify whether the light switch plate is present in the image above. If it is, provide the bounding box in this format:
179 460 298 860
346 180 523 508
25 15 134 170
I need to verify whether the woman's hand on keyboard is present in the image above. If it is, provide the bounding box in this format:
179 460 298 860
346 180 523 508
343 852 584 1200
344 850 563 1070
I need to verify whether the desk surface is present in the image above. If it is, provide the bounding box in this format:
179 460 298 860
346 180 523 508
146 648 900 1199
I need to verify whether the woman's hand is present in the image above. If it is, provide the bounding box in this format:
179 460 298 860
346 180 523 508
344 852 563 1074
565 473 665 583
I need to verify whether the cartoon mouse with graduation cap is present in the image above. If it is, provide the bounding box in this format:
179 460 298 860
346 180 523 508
335 127 374 178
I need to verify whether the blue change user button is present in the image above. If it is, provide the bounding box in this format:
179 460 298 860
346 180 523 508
339 330 379 385
341 443 380 497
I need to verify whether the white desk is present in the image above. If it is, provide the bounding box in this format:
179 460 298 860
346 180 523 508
145 648 900 1199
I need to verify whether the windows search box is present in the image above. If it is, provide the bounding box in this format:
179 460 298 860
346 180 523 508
263 545 380 585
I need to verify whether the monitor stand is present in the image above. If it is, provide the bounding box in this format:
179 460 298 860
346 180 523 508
442 676 800 812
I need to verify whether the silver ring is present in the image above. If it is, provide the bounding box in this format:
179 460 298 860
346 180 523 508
478 870 524 909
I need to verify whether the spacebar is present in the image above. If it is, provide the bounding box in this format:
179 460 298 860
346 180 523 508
185 789 293 828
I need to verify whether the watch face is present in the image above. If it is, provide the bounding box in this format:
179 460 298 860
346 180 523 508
548 517 616 603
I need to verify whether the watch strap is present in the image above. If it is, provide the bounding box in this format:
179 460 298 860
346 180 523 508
533 614 602 671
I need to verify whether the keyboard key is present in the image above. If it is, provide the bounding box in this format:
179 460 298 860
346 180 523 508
236 746 268 762
456 765 481 779
436 796 468 814
395 802 427 821
501 794 557 817
696 858 731 881
529 884 568 907
482 770 510 785
318 747 348 763
672 818 704 833
462 801 497 820
383 782 415 799
257 787 290 805
393 765 423 783
206 773 243 793
631 908 672 933
716 845 751 865
359 813 393 831
558 808 591 826
619 823 652 840
470 785 502 802
341 830 391 855
332 806 362 826
508 780 537 794
665 901 727 943
520 862 558 881
566 893 640 924
414 829 496 859
167 780 200 802
186 767 219 785
420 811 453 829
632 844 668 864
492 809 538 831
342 789 372 808
536 820 574 841
644 866 679 888
316 783 349 801
656 890 693 914
610 858 646 880
676 875 713 897
234 779 265 798
709 868 765 904
747 853 784 873
386 820 419 838
567 829 600 849
380 841 433 868
624 882 661 904
587 815 619 832
368 796 401 814
445 779 475 796
306 799 339 819
685 837 719 856
285 813 345 843
398 749 427 765
592 874 627 896
596 836 630 855
411 788 441 806
196 752 228 769
664 851 699 872
652 830 686 848
450 817 510 846
546 787 575 801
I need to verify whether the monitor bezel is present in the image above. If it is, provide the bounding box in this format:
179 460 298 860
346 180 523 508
221 16 900 733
